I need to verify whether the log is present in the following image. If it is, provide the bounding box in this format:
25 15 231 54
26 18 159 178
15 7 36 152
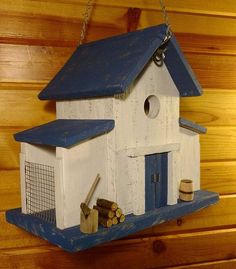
118 214 125 223
115 208 122 218
112 217 118 225
97 198 118 211
98 216 113 228
93 205 115 219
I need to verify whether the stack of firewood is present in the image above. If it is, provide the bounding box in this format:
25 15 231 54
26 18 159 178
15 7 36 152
93 198 125 228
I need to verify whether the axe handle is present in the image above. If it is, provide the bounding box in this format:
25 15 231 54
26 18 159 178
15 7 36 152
84 174 101 206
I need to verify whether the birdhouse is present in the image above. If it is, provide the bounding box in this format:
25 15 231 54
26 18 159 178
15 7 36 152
6 24 219 252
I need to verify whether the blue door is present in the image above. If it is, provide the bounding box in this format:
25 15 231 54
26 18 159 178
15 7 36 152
145 153 168 211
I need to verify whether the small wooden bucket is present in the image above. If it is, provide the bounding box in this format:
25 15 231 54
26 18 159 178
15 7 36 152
179 179 194 202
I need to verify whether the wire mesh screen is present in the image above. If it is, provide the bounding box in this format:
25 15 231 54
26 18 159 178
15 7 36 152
25 161 56 224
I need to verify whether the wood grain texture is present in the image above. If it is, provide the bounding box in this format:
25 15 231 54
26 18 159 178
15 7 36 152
166 259 236 269
200 127 236 162
181 89 236 127
0 128 21 170
201 161 236 194
0 88 55 127
0 170 20 211
2 228 236 268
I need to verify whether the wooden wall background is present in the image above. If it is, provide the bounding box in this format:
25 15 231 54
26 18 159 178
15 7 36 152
1 0 236 268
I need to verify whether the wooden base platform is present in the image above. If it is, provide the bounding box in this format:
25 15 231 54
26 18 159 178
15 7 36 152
6 190 219 253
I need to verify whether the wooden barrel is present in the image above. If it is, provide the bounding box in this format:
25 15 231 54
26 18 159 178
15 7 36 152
179 179 194 202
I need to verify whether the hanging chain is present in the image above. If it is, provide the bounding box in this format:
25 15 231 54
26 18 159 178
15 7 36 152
159 0 171 36
153 0 172 67
78 0 96 46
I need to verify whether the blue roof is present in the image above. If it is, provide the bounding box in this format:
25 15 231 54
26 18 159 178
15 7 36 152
179 117 207 134
38 24 202 101
14 119 115 148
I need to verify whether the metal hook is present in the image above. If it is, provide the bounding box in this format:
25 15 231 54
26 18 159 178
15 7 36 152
152 29 172 67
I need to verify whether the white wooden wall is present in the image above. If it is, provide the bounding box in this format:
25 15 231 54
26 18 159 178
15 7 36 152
179 128 200 190
114 61 180 151
56 135 111 229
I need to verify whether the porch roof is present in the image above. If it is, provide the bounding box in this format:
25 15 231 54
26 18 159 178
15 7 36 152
14 119 115 148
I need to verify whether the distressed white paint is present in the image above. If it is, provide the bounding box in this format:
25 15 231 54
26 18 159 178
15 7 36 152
115 151 133 215
114 62 180 152
129 156 145 215
125 143 180 157
115 151 145 215
24 143 56 167
106 132 117 202
56 97 114 120
55 148 65 229
168 151 180 205
179 127 200 191
62 135 110 228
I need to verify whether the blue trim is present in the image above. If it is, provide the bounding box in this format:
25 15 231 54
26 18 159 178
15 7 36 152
145 153 168 211
14 119 115 148
164 35 202 97
179 117 207 134
6 190 219 252
38 24 201 100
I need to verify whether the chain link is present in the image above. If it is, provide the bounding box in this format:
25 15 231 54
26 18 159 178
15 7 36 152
159 0 171 36
78 0 95 46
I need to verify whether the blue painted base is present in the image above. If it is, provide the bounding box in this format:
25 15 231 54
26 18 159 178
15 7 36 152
6 190 219 253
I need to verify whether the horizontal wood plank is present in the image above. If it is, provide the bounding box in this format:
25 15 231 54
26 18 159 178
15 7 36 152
0 170 20 211
176 34 236 56
185 53 236 89
200 127 236 162
140 10 236 37
4 0 236 17
168 259 236 269
2 228 236 268
0 13 123 46
1 1 236 37
201 161 236 194
180 89 236 127
0 128 21 170
0 88 55 127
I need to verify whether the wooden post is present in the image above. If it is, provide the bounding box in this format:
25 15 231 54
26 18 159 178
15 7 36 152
127 8 141 32
80 174 101 234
